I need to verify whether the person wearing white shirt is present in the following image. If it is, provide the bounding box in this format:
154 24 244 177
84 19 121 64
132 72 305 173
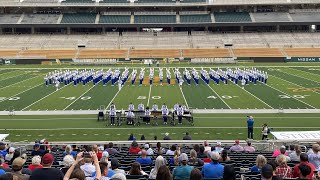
177 105 184 124
109 107 117 126
126 111 135 125
162 107 169 125
138 103 144 111
144 107 151 125
152 103 158 111
128 103 134 111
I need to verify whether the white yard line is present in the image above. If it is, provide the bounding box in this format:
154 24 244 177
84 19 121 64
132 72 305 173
235 84 274 109
0 71 29 82
288 67 320 77
264 82 316 109
269 74 320 95
0 116 319 121
0 75 39 90
21 84 69 111
200 79 231 109
280 69 320 84
1 126 319 131
0 82 43 102
147 83 152 106
63 85 96 110
179 86 189 109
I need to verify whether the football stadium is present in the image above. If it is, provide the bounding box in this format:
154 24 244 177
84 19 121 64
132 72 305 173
0 0 320 180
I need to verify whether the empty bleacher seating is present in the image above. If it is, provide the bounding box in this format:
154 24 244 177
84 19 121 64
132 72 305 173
21 14 60 24
61 13 96 24
180 0 206 3
214 12 252 22
99 15 131 24
134 15 176 23
252 12 290 22
180 14 212 23
129 49 180 58
233 48 283 57
78 49 128 58
136 0 175 3
183 48 231 58
290 12 320 22
284 48 320 57
0 14 21 24
100 0 129 3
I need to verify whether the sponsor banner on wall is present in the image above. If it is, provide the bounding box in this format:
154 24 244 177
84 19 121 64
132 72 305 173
271 131 320 140
286 57 320 62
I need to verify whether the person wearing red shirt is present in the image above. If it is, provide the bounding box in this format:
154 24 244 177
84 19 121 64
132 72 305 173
0 155 9 168
293 153 315 179
129 141 141 155
28 156 43 171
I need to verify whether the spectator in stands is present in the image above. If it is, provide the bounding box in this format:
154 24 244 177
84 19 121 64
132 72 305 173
169 147 181 166
8 157 30 180
31 143 44 157
110 173 126 180
149 156 166 179
244 141 256 153
0 155 9 171
188 149 204 166
28 156 43 171
183 132 192 140
105 142 119 155
156 142 165 155
262 124 269 140
128 162 148 176
0 143 6 158
173 153 194 180
203 151 212 164
64 152 102 180
129 141 141 155
203 141 211 153
202 152 224 179
308 144 320 171
220 149 231 162
275 154 293 179
111 158 125 176
136 150 152 165
30 153 63 180
128 134 136 141
276 147 291 162
289 145 301 162
261 164 274 180
224 165 236 180
198 145 205 158
267 160 282 180
166 145 176 156
91 162 114 179
5 147 15 162
293 153 315 179
251 155 267 173
140 135 146 141
229 140 244 152
60 155 75 175
139 143 154 156
190 168 203 180
287 145 295 156
0 173 14 180
296 164 312 180
156 165 172 180
307 141 320 154
214 141 224 153
163 133 171 140
63 145 76 158
80 152 96 177
247 116 254 139
92 145 102 160
100 151 111 168
273 146 288 157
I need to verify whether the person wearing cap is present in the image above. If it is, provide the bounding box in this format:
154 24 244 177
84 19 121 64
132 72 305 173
111 158 125 175
8 157 30 180
229 140 244 152
163 133 171 140
293 153 315 179
214 141 224 153
31 143 44 157
0 142 7 158
172 153 194 180
272 145 288 157
261 164 274 180
183 132 192 140
5 147 15 162
202 152 224 179
308 144 320 171
30 153 64 180
28 156 43 171
247 116 254 139
136 150 152 165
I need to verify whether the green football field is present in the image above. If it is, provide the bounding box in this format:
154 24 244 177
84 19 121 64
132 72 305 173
0 64 320 142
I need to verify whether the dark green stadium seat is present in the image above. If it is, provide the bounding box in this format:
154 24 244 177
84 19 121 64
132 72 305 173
134 15 176 23
62 0 94 3
214 12 252 22
180 14 212 23
61 13 96 24
100 0 129 3
99 15 131 24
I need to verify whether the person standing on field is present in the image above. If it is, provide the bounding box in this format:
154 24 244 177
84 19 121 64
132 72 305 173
247 116 254 139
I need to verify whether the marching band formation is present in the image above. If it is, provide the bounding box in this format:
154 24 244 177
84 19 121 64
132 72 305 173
44 67 268 90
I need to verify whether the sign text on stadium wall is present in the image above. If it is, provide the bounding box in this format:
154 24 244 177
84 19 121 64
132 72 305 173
287 57 320 62
271 131 320 140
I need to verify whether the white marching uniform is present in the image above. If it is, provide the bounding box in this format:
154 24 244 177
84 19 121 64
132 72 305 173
128 104 134 111
152 104 158 111
138 103 144 111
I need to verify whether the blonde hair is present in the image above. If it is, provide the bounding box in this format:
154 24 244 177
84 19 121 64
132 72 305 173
190 149 197 159
277 154 287 165
173 147 181 165
32 156 41 166
65 145 72 155
63 155 75 167
151 156 166 175
256 155 267 168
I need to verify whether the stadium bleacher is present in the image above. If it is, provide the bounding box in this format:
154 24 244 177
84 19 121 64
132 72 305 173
61 13 96 24
252 12 290 22
180 14 212 23
180 0 206 3
134 15 176 24
136 0 176 3
62 0 95 3
214 12 252 22
100 0 129 3
99 15 131 24
290 12 320 22
21 14 60 24
0 14 21 24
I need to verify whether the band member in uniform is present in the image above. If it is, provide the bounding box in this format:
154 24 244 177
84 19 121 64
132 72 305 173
177 105 184 124
109 106 116 126
138 103 144 111
162 106 169 125
152 103 158 112
161 103 167 111
128 102 134 111
126 110 134 125
144 107 151 124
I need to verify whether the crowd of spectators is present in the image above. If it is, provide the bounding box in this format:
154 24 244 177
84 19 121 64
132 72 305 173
0 139 319 180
